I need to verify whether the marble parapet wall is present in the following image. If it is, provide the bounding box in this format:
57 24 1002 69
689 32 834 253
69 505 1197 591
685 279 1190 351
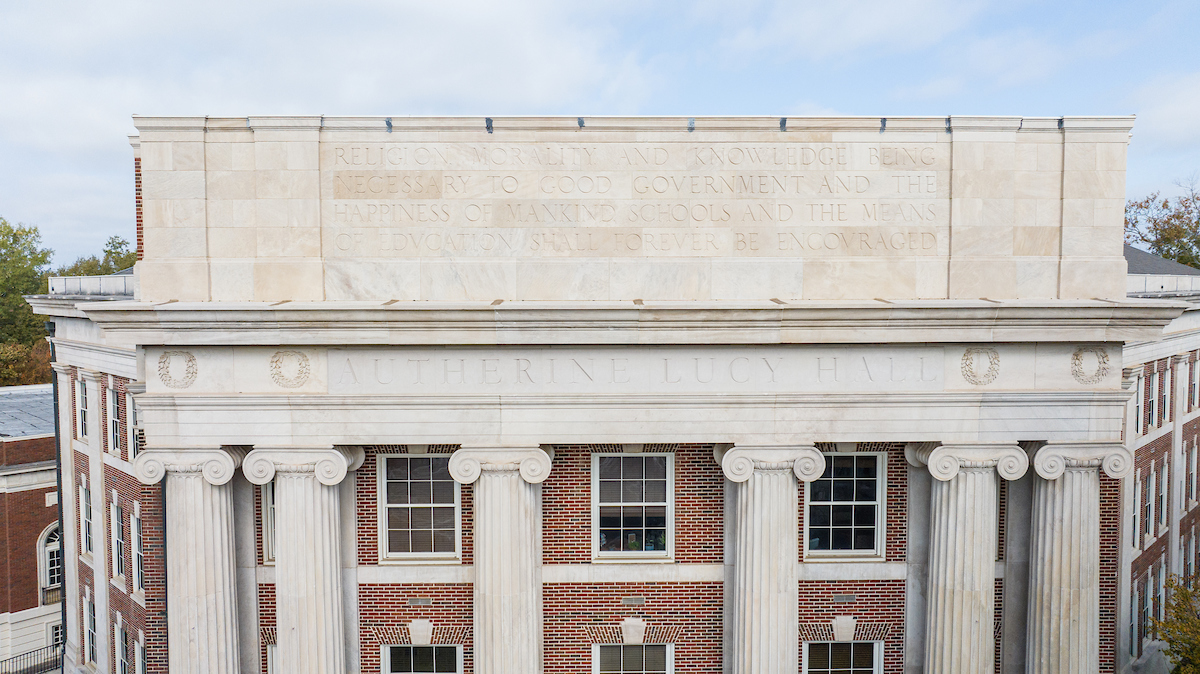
130 115 1133 303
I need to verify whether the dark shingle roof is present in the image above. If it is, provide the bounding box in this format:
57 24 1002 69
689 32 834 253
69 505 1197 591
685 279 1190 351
1125 245 1200 276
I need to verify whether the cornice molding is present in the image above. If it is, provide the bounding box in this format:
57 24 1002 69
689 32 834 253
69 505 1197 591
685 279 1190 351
133 447 247 486
69 300 1185 346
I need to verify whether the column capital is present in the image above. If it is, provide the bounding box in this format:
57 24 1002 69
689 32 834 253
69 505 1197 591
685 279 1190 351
1033 442 1132 480
242 446 365 486
449 446 553 484
717 444 825 483
133 447 248 486
905 442 1028 481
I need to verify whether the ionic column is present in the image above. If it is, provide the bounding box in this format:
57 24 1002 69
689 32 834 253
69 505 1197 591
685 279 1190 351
133 448 246 674
720 444 825 674
1027 443 1132 674
449 446 553 674
242 447 364 674
907 443 1028 674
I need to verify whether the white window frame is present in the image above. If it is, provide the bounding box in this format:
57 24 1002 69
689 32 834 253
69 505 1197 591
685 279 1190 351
112 502 127 580
1144 465 1155 546
591 452 675 562
132 507 145 593
85 596 96 664
382 644 463 673
1159 463 1169 532
266 644 276 674
1190 359 1198 410
49 622 63 648
1149 372 1159 427
77 377 88 439
801 641 883 674
39 523 62 597
126 392 139 462
1135 375 1144 436
590 643 674 673
107 382 120 455
1131 468 1142 548
136 638 146 674
81 485 94 557
377 453 462 562
1157 564 1166 621
803 451 888 561
117 624 130 674
262 483 276 564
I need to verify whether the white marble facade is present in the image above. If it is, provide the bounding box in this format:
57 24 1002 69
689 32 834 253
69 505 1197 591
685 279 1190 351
28 116 1187 673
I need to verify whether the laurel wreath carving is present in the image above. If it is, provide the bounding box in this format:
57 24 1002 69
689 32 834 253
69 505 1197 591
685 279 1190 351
269 350 311 388
1070 347 1110 385
157 351 197 389
961 347 1000 386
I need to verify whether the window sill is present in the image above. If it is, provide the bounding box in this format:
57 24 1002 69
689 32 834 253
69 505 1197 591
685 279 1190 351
592 555 675 564
131 591 146 608
110 577 126 593
79 554 93 570
378 556 463 566
802 553 887 563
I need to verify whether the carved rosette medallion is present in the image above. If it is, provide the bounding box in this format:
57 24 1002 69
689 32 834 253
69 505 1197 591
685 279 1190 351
1070 347 1110 385
270 350 311 388
961 347 1000 386
157 351 197 389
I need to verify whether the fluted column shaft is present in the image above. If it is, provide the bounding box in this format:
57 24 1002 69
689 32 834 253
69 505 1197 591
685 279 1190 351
242 447 364 674
1027 443 1131 674
907 443 1028 674
450 446 552 674
134 448 245 674
720 444 824 674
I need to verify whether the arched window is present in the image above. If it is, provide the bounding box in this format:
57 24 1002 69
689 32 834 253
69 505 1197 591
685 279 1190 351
42 525 62 587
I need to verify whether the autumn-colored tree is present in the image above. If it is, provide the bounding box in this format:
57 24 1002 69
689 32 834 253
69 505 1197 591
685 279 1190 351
1126 180 1200 269
1153 574 1200 673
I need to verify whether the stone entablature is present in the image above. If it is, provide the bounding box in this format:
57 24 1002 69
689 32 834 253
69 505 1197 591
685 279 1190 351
132 115 1132 303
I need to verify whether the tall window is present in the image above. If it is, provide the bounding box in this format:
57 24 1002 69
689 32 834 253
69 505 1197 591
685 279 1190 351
1149 373 1159 427
50 623 63 647
1143 468 1154 544
804 642 880 674
117 626 130 674
126 393 139 462
77 378 88 439
132 512 145 592
136 640 146 674
1191 361 1198 410
1158 464 1168 530
108 384 120 455
82 486 94 555
1189 442 1196 505
1186 535 1195 583
1163 370 1171 424
806 452 886 558
595 645 671 673
380 455 459 558
262 483 276 563
593 453 673 558
386 645 459 673
112 504 127 578
85 597 97 663
42 525 62 599
1135 375 1144 436
1157 565 1166 623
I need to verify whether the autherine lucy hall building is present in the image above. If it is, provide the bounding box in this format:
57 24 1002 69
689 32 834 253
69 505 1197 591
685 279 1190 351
26 115 1183 674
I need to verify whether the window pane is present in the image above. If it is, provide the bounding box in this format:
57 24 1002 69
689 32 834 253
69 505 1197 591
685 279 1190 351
832 456 855 477
832 480 854 501
810 505 831 527
411 530 433 552
830 642 852 668
831 505 853 526
645 457 666 479
645 529 666 552
852 643 874 667
411 459 432 480
599 457 621 479
808 642 830 667
432 481 454 504
431 459 451 481
854 505 875 526
433 530 455 553
623 506 644 529
811 480 832 502
387 482 409 504
389 508 410 530
412 646 434 671
855 479 876 501
434 646 456 672
600 481 621 503
622 530 643 551
411 508 433 529
622 645 643 670
832 529 852 549
599 530 621 551
645 506 666 528
645 480 667 502
622 480 643 502
855 457 877 478
391 646 412 672
810 529 830 550
644 645 667 672
410 482 433 504
432 507 454 529
854 528 876 550
623 457 644 479
598 645 622 671
599 506 622 528
389 530 409 553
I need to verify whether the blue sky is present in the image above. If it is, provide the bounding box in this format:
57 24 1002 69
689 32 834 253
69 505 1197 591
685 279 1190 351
1 0 1197 264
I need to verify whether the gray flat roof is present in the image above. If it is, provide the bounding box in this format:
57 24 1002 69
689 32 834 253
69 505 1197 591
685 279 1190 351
0 384 55 438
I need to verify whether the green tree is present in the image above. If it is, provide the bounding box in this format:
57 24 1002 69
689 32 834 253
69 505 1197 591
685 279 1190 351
0 217 53 345
1126 180 1200 268
54 235 137 277
1153 574 1200 673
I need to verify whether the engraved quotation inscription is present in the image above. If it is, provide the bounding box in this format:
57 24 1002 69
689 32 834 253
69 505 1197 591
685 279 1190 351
321 142 948 259
327 346 945 395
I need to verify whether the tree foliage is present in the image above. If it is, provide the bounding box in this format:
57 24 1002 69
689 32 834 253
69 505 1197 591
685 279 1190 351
0 340 51 386
1126 181 1200 269
1154 574 1200 673
0 217 53 346
54 235 137 277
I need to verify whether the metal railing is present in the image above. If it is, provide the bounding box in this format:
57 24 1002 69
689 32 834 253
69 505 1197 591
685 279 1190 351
0 644 63 674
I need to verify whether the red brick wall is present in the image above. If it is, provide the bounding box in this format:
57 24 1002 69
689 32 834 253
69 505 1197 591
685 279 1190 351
134 157 143 261
798 580 905 673
543 583 722 673
0 436 56 467
1101 474 1120 672
359 584 473 674
541 444 723 564
258 584 275 673
0 484 57 613
104 464 157 670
